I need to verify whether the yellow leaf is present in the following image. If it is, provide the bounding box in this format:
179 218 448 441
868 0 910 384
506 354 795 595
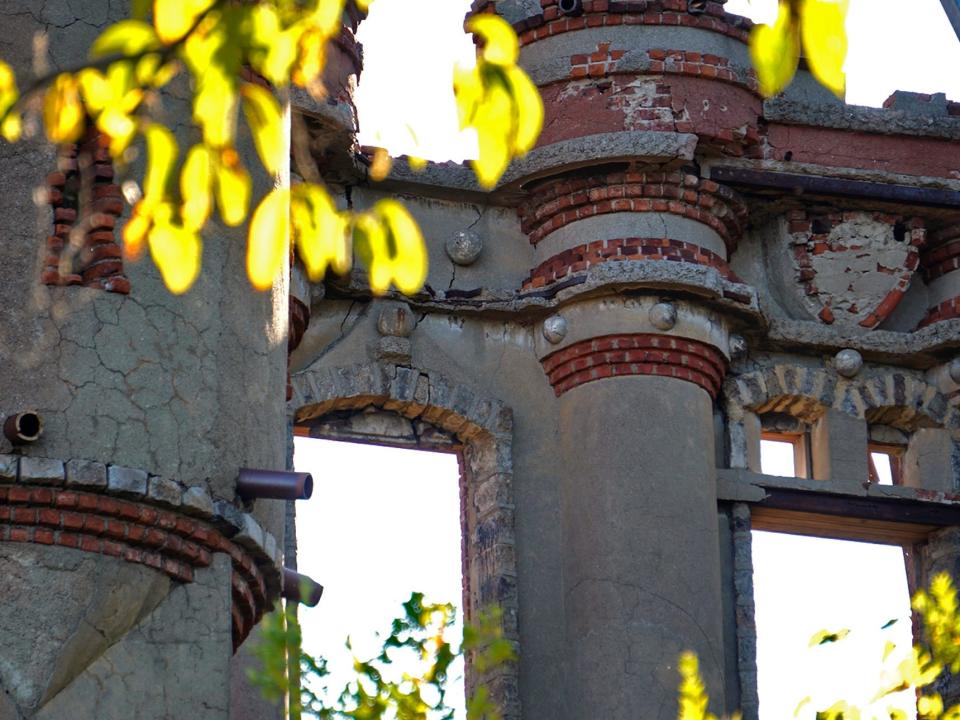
800 0 848 98
291 183 350 279
123 207 151 260
453 64 482 129
354 212 390 294
90 20 159 57
467 14 519 66
214 149 251 226
1 113 21 142
376 199 427 294
505 66 543 154
240 83 285 176
43 74 85 143
247 188 290 290
142 123 178 203
249 5 298 85
883 640 897 661
98 108 138 156
78 68 111 112
470 80 513 188
369 147 392 181
313 0 347 37
154 0 216 44
149 218 202 294
194 70 238 148
292 28 327 93
181 144 214 231
749 1 800 97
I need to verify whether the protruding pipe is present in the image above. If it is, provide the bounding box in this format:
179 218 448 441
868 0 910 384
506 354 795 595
237 468 313 501
4 412 43 445
282 568 324 607
558 0 583 16
687 0 708 14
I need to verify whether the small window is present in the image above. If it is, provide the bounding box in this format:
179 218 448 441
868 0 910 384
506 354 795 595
761 432 809 478
868 444 904 486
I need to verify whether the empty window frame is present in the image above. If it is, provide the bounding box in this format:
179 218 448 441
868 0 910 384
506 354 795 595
760 432 810 478
868 443 904 486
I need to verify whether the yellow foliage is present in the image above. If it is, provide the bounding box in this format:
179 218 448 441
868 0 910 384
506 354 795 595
354 200 428 295
214 149 252 227
148 213 203 294
247 188 290 291
44 74 85 143
749 0 848 99
291 182 350 281
368 147 393 182
240 83 285 176
181 144 214 231
154 0 216 44
0 60 21 141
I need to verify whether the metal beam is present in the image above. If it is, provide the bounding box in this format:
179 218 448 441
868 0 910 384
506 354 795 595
710 166 960 209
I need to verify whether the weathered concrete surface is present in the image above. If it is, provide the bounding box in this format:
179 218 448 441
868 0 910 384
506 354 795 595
0 545 170 717
35 555 233 720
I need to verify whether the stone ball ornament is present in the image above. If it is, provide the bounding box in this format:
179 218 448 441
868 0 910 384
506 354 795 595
949 357 960 385
649 302 677 331
445 230 483 266
835 349 864 378
376 303 417 338
542 315 568 344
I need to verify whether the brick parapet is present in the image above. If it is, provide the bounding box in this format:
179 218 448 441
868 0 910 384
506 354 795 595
0 455 281 650
42 130 129 294
519 171 748 250
512 1 752 45
522 237 741 289
541 332 727 398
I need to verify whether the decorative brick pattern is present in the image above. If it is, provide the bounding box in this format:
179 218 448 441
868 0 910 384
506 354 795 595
0 455 281 651
787 210 924 329
42 130 129 293
515 1 751 46
541 333 727 398
522 237 740 289
568 45 759 94
519 171 748 249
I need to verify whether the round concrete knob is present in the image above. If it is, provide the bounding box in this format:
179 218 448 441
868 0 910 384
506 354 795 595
949 357 960 384
445 230 483 266
729 334 748 360
542 315 568 344
649 302 677 331
376 303 416 338
835 349 864 378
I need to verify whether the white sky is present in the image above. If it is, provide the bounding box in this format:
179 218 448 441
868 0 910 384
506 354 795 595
355 0 960 162
293 438 465 716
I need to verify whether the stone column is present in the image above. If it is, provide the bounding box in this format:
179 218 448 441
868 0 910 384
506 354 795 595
539 297 731 719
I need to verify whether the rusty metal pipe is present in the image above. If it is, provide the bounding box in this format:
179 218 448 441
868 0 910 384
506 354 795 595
3 412 43 445
237 468 313 501
282 568 324 607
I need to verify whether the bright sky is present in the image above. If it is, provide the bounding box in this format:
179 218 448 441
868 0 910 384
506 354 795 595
355 0 960 162
293 438 465 716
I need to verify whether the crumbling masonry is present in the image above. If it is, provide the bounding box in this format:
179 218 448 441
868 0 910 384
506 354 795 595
1 0 959 718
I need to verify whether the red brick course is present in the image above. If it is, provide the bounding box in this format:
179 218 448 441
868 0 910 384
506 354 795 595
519 171 748 250
0 484 268 650
541 333 727 398
522 237 742 289
921 238 960 283
42 130 129 294
516 1 751 45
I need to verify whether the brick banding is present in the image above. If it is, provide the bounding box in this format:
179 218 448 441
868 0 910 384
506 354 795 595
569 46 759 94
0 484 268 650
522 237 741 289
919 297 960 327
519 171 748 250
42 130 129 293
541 333 727 398
921 238 960 283
513 0 751 46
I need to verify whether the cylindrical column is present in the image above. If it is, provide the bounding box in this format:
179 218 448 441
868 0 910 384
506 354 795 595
538 297 731 717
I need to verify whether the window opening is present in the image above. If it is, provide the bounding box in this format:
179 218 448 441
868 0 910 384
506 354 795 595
760 431 809 478
868 443 904 486
754 442 915 719
293 436 467 716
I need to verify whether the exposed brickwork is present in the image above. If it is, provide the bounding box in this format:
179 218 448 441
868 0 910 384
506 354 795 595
541 333 727 398
42 130 129 293
0 483 268 649
516 1 752 45
568 45 759 94
522 237 740 289
519 171 748 250
787 211 925 329
921 237 960 283
920 298 960 327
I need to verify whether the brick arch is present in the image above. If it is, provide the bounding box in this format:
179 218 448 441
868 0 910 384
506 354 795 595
288 362 520 720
